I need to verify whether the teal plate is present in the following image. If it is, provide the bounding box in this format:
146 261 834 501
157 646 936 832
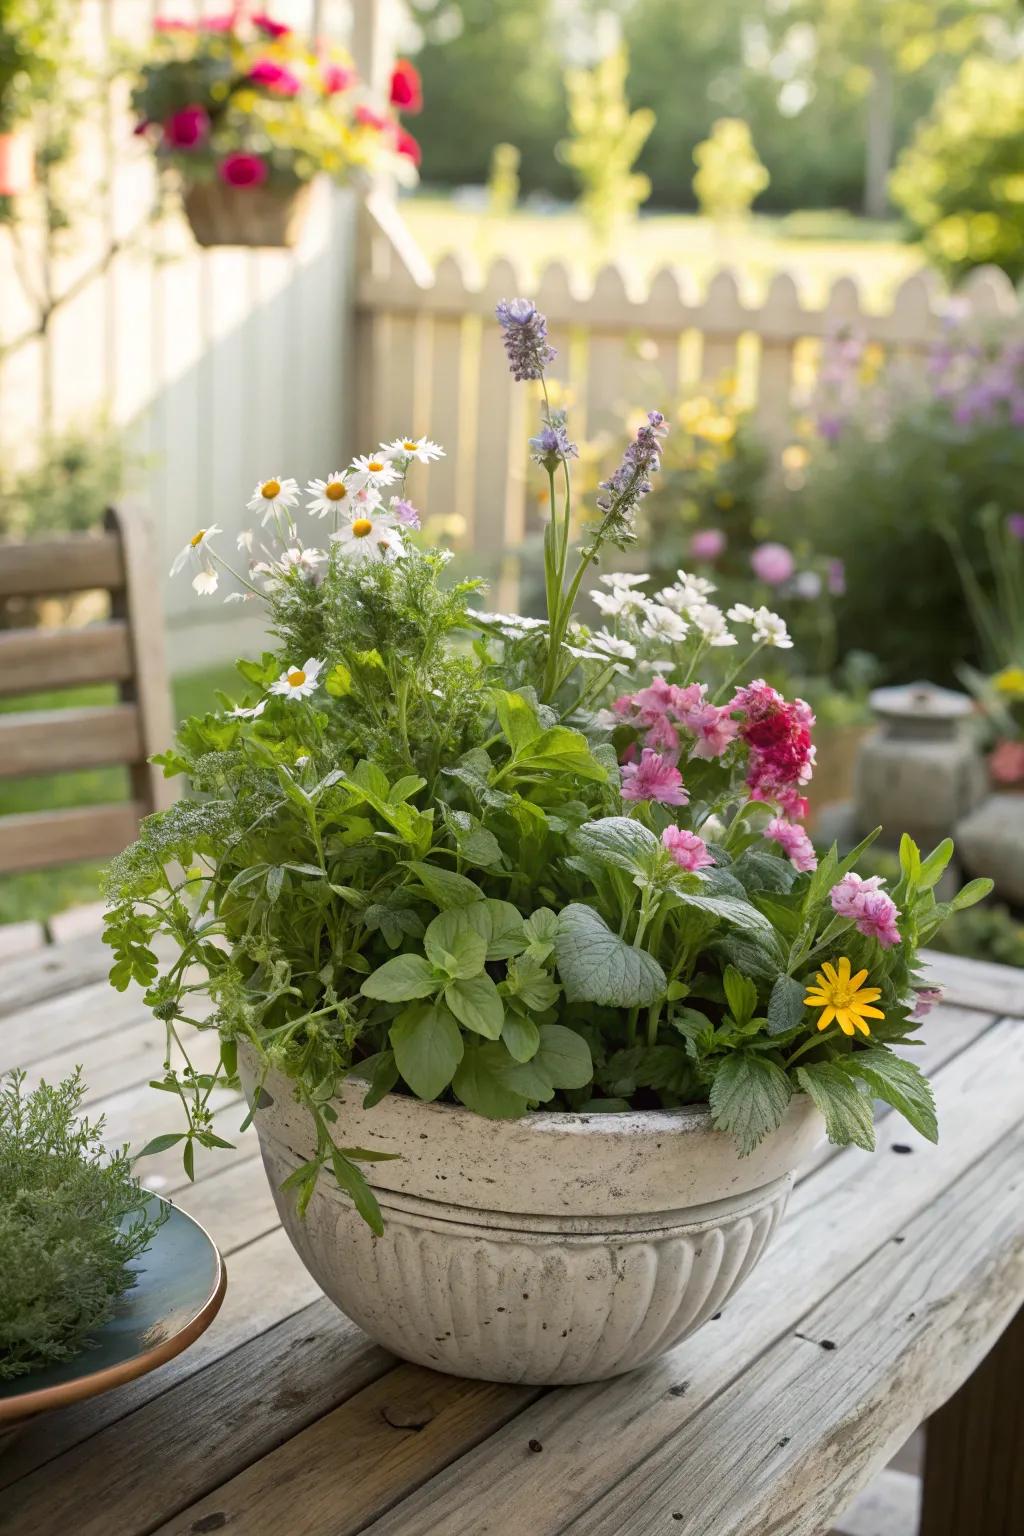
0 1195 226 1427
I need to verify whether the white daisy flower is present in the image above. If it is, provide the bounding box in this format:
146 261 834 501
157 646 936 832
237 529 254 553
675 570 716 596
247 476 300 525
306 473 350 518
331 509 404 564
381 436 445 464
228 700 266 719
641 604 689 645
592 587 646 618
348 453 401 492
599 571 649 590
474 611 547 633
269 658 324 700
690 603 737 647
281 546 327 576
592 630 637 660
752 606 794 648
727 603 757 624
170 525 222 595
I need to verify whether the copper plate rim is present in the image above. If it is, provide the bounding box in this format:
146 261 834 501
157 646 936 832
0 1203 227 1425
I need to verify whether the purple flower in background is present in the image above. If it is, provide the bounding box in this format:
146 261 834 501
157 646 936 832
750 542 795 586
529 416 578 469
827 558 846 596
911 986 944 1021
1008 513 1024 542
690 527 726 562
389 497 421 529
817 413 846 442
495 298 556 381
596 412 667 544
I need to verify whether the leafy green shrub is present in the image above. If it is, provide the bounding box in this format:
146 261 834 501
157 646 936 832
0 1069 164 1381
693 118 769 221
890 56 1024 284
557 45 653 248
0 424 131 540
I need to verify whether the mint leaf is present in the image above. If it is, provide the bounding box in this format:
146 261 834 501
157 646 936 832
390 1002 464 1101
797 1062 875 1152
407 861 483 909
534 1023 592 1090
555 903 666 1008
361 953 437 1002
767 974 807 1036
453 1042 530 1118
504 953 560 1012
571 816 661 876
501 1011 540 1063
461 899 529 960
840 1048 937 1143
709 1052 792 1156
495 689 543 752
424 909 487 978
444 972 504 1039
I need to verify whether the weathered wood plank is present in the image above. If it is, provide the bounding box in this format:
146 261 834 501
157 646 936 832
0 920 46 961
567 1125 1024 1536
356 1017 1024 1536
19 1014 221 1107
0 703 142 777
0 978 151 1070
152 1365 536 1536
46 899 107 943
0 801 144 875
0 932 113 1017
832 1467 921 1536
920 948 1024 1017
108 503 177 812
0 620 132 695
0 533 124 598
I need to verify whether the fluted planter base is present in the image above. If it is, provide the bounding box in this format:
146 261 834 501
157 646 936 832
240 1051 822 1385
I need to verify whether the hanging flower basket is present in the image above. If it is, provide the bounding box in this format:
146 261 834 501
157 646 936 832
182 179 312 249
0 130 34 197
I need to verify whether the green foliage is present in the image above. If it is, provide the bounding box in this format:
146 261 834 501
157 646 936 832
487 142 520 217
0 423 133 539
891 56 1024 283
557 45 653 248
0 1069 165 1381
693 118 769 221
0 0 69 131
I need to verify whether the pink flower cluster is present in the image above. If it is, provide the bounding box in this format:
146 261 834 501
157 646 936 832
662 825 713 871
830 873 902 949
764 817 817 873
613 677 739 761
621 748 687 806
730 679 818 870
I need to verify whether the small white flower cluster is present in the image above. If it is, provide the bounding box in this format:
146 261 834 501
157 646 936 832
170 436 445 596
589 569 792 658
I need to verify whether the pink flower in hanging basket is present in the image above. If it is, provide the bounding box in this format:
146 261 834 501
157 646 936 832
355 105 388 133
163 105 209 150
252 11 291 38
218 152 269 188
390 60 423 114
395 128 422 166
322 63 356 95
248 58 302 96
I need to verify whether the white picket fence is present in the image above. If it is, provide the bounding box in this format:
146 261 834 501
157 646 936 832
355 224 1023 567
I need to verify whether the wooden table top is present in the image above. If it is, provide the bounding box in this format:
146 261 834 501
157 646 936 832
1 936 1022 1536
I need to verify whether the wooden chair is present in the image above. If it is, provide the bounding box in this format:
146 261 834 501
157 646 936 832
0 506 175 877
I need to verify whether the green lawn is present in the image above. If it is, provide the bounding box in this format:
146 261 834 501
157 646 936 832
0 664 238 926
402 197 923 307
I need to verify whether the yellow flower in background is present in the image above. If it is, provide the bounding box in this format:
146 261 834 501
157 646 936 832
992 665 1024 700
803 958 885 1038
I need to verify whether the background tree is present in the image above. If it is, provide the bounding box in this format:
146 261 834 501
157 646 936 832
557 44 654 248
692 118 769 222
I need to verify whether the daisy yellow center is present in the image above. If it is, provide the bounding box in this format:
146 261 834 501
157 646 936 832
261 479 281 499
352 518 374 538
287 669 307 687
190 529 207 547
403 440 418 451
325 481 346 501
366 461 385 473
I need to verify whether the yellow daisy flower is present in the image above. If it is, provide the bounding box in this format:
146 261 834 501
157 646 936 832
803 957 886 1038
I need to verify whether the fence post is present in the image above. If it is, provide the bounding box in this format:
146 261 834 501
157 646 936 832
351 0 397 97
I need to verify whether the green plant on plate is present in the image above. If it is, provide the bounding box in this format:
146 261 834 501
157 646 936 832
0 1068 165 1381
104 301 989 1234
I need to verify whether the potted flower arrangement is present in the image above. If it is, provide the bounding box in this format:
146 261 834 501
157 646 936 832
130 9 421 248
105 301 990 1386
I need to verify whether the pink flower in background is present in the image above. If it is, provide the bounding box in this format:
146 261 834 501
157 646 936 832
830 872 901 948
390 59 423 114
218 152 268 187
163 104 209 149
323 63 356 95
252 11 291 37
775 786 810 822
1007 513 1024 541
684 702 740 760
154 17 194 31
911 986 944 1021
662 825 714 872
827 558 846 596
621 749 688 806
395 128 421 165
388 497 421 529
764 817 817 873
248 59 302 95
690 527 726 562
989 738 1024 785
645 712 680 754
750 542 796 586
356 105 388 132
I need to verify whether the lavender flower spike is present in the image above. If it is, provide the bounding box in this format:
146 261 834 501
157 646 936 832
594 410 668 547
495 297 556 382
529 410 578 470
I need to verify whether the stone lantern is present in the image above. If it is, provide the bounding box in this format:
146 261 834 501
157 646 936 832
852 682 988 850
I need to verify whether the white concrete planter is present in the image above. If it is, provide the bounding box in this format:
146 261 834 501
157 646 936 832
239 1049 822 1385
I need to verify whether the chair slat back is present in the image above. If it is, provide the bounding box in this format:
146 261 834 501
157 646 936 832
0 507 175 877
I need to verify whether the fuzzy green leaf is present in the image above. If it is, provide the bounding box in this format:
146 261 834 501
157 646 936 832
444 972 505 1039
555 903 666 1008
360 953 437 1003
767 973 807 1036
390 1003 464 1101
796 1062 876 1152
571 816 661 876
453 1043 529 1118
840 1048 938 1143
709 1052 792 1156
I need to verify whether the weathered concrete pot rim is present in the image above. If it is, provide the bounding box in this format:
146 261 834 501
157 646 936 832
239 1048 824 1218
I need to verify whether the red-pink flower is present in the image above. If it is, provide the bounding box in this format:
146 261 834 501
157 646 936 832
162 104 209 150
621 749 688 806
248 58 301 95
765 817 817 873
355 105 388 132
252 11 291 37
154 17 194 32
390 59 423 114
662 825 713 872
395 128 421 165
733 679 815 806
830 872 901 949
218 152 268 188
322 63 356 95
683 702 740 760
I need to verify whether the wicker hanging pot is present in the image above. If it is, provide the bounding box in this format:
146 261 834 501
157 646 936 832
182 179 313 249
0 129 34 197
